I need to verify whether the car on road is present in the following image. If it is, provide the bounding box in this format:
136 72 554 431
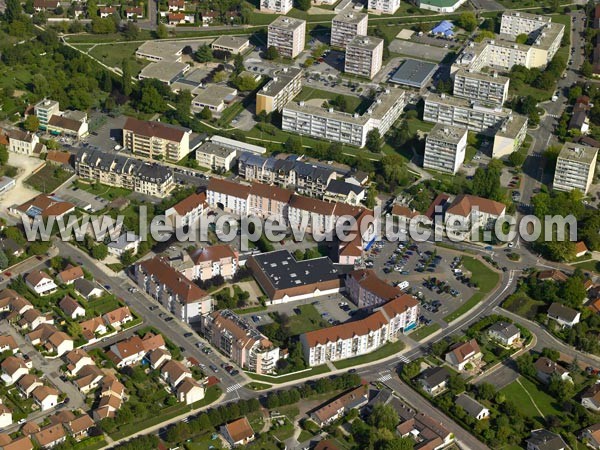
209 364 218 372
149 305 158 311
164 317 173 322
485 246 493 251
184 332 194 338
230 369 239 376
196 342 203 348
104 285 111 290
202 347 212 354
18 419 26 425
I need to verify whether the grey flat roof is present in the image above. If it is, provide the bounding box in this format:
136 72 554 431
347 35 383 50
333 9 367 24
427 123 467 144
258 67 302 97
192 85 237 106
196 141 237 158
211 35 249 50
250 250 340 290
559 142 599 165
390 58 437 88
140 61 189 83
269 16 306 31
454 68 509 85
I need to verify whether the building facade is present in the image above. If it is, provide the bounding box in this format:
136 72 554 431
260 0 292 14
255 67 303 114
122 117 192 162
367 0 400 14
267 17 306 59
330 10 368 49
552 142 598 194
452 69 510 106
345 36 383 80
423 124 468 174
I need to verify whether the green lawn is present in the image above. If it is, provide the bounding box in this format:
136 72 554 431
88 42 150 75
246 364 330 383
444 257 499 322
409 323 441 341
573 260 600 273
87 295 122 315
25 165 72 193
285 304 330 335
246 382 272 390
294 87 371 114
500 377 562 421
502 291 546 320
75 180 132 201
333 340 405 370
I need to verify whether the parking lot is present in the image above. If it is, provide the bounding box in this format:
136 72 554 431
84 114 128 152
55 180 108 212
364 239 477 326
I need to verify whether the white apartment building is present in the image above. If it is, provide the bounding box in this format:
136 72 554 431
195 141 237 172
300 294 419 366
7 130 41 155
553 142 599 194
164 192 206 228
452 69 510 106
206 177 250 216
255 67 303 114
500 11 552 37
423 93 528 156
445 194 506 235
368 0 400 14
260 0 292 14
330 10 368 48
282 88 405 148
423 124 468 174
345 36 383 80
123 117 192 162
267 16 306 59
34 99 60 126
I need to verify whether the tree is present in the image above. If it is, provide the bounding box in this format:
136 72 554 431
365 185 378 209
200 106 212 120
120 249 135 266
474 30 495 42
0 251 8 270
23 115 40 132
367 404 399 431
156 22 168 39
285 136 303 154
296 0 310 11
233 53 244 75
233 74 258 91
508 151 526 168
402 360 420 379
516 33 528 44
5 0 22 23
138 85 166 113
121 59 132 96
91 243 108 260
333 94 348 112
477 382 496 401
266 46 279 60
0 145 8 167
582 61 593 78
457 12 478 32
213 70 228 83
365 129 382 153
122 22 139 40
195 45 213 63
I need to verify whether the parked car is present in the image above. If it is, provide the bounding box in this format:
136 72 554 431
184 332 194 338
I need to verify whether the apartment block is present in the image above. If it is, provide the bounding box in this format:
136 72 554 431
452 69 510 106
75 149 175 198
135 256 213 323
553 142 599 194
331 10 368 49
500 11 552 37
187 245 239 281
122 117 192 162
282 88 405 148
418 0 467 12
368 0 400 14
206 177 251 216
201 309 280 374
33 99 60 126
300 294 418 366
6 129 43 155
346 269 405 309
260 0 292 14
345 36 383 79
195 141 237 172
423 124 468 174
267 16 306 59
255 67 303 114
423 93 528 155
247 182 294 220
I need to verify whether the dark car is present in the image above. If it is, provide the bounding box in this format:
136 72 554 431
165 317 173 322
184 332 194 338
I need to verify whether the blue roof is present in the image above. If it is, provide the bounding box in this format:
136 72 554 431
432 20 454 34
444 30 454 37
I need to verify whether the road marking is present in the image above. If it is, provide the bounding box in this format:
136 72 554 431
378 373 393 382
226 383 242 393
398 355 410 363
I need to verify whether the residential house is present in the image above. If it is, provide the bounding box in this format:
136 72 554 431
417 367 450 396
17 375 43 398
93 375 125 420
1 356 28 385
124 6 143 19
64 349 94 377
33 424 66 448
0 336 18 354
581 384 600 412
575 241 589 258
445 339 482 371
160 360 191 388
396 412 454 450
444 194 506 235
59 295 85 319
310 384 368 427
73 278 103 300
526 429 568 450
32 386 59 411
580 423 600 449
487 321 521 346
11 194 74 222
79 317 107 341
74 365 104 394
0 405 11 429
323 179 366 206
537 269 569 283
187 244 238 281
547 302 581 327
107 336 146 368
456 393 490 420
220 417 255 447
102 306 133 329
56 265 84 285
65 415 95 440
148 348 171 370
18 309 53 331
107 232 141 258
176 378 205 405
2 437 34 450
6 129 44 155
45 151 73 171
535 357 571 384
46 331 74 357
569 96 591 134
25 271 57 296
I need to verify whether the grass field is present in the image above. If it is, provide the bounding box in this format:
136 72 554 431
25 165 72 193
573 260 600 273
88 42 150 75
500 377 562 422
286 304 330 336
333 340 405 370
88 295 122 315
502 291 546 320
294 87 372 114
246 364 330 383
75 180 132 201
409 323 441 341
444 257 499 322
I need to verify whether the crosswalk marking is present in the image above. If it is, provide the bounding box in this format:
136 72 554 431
378 373 393 382
226 383 242 393
398 355 410 363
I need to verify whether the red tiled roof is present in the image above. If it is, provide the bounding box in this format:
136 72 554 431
446 194 506 217
224 417 254 443
303 310 388 347
123 117 186 142
171 192 206 216
207 177 251 199
189 244 237 264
